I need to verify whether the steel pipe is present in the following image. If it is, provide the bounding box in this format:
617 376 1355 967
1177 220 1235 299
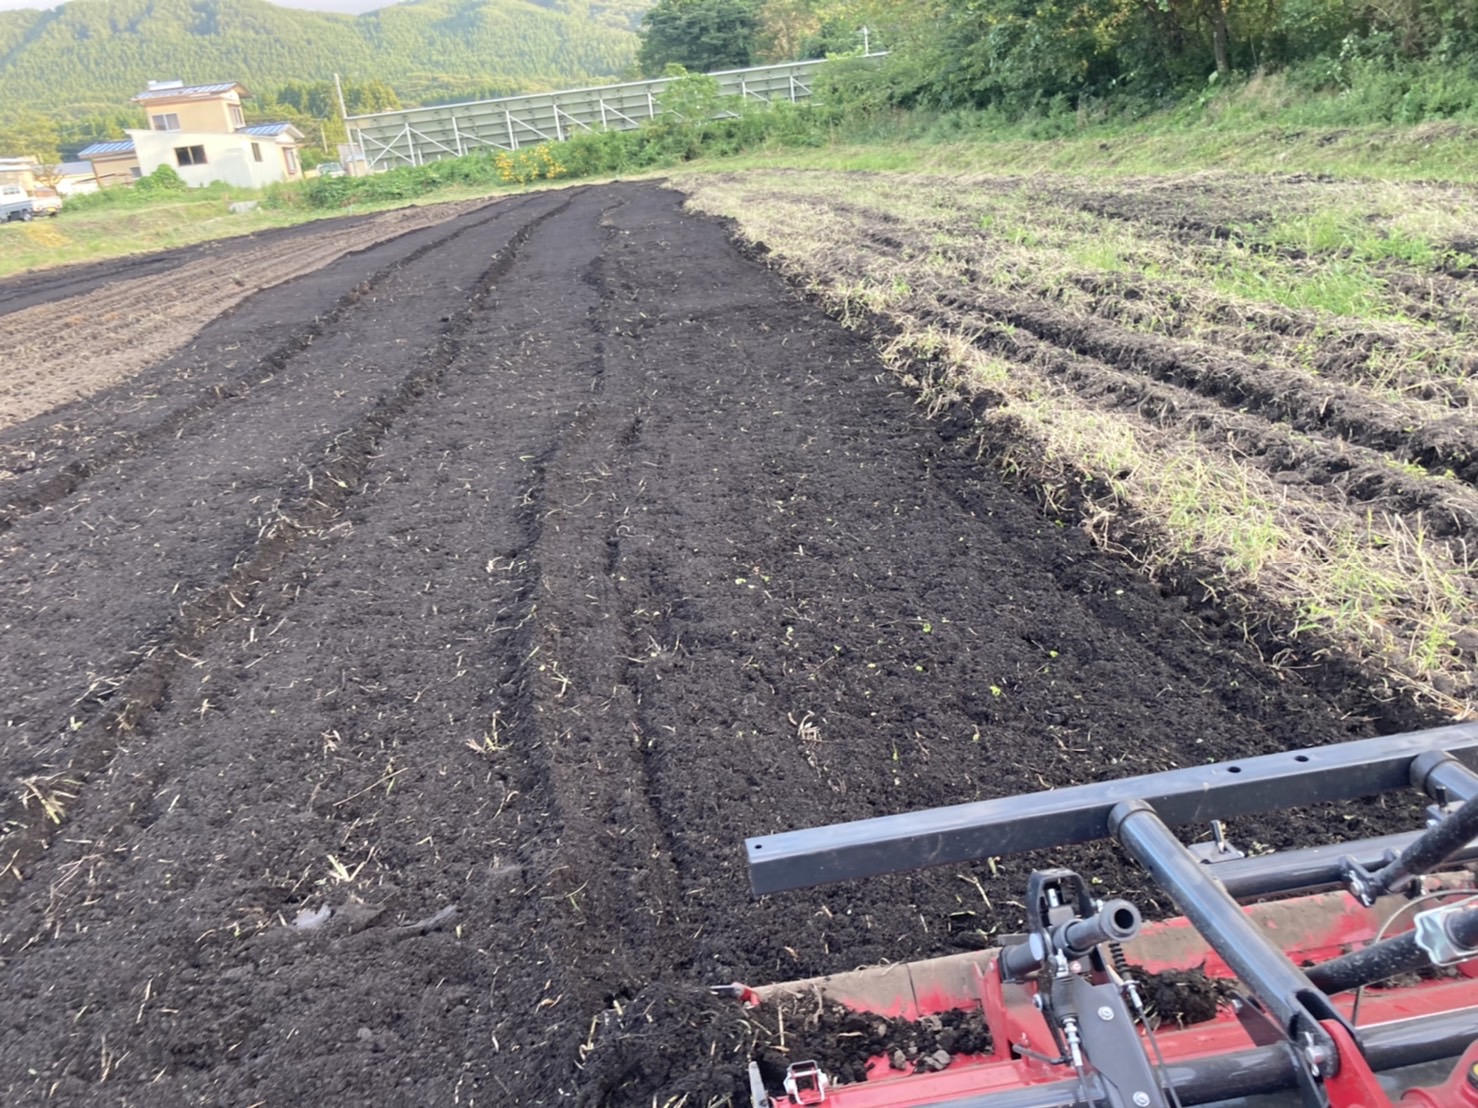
1210 830 1478 899
1109 800 1341 1070
879 1006 1478 1106
1364 793 1478 902
1307 903 1478 994
1413 751 1478 804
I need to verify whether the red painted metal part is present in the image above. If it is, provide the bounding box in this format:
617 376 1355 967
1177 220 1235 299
760 885 1478 1108
1319 1020 1396 1108
1398 1041 1478 1106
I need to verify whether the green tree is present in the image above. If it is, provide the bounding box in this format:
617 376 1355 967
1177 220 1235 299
756 0 822 60
657 65 723 117
0 116 67 188
637 0 761 76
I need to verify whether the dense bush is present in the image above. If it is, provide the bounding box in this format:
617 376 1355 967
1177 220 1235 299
135 164 186 193
829 0 1478 122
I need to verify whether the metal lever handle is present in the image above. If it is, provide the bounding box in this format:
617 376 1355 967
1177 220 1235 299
999 898 1143 982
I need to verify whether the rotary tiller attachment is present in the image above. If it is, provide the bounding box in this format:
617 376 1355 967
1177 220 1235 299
728 723 1478 1108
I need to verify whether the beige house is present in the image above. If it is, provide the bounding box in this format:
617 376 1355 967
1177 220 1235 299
79 80 305 189
76 141 142 188
0 156 40 190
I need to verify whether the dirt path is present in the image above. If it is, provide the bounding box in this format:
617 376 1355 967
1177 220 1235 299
0 183 1439 1105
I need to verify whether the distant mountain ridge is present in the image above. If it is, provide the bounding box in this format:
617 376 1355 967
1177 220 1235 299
0 0 649 116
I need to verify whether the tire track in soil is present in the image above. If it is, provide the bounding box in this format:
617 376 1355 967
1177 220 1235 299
0 190 575 919
432 185 699 1101
0 182 1447 1107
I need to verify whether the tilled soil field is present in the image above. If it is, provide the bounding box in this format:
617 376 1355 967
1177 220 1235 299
0 181 1451 1106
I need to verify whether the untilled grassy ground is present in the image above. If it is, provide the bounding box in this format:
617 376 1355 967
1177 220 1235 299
683 171 1478 718
0 179 1455 1106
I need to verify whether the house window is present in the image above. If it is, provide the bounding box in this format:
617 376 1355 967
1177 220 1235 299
129 166 143 178
230 104 244 128
284 147 299 174
175 145 207 167
251 142 263 162
151 113 181 131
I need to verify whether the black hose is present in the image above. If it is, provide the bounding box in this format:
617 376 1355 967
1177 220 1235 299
1366 792 1478 900
1307 902 1478 995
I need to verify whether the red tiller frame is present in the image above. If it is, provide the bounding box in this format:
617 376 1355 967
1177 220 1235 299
756 886 1478 1107
741 724 1478 1108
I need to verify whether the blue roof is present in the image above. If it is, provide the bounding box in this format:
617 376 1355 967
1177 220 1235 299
237 123 296 136
135 82 248 101
78 140 136 157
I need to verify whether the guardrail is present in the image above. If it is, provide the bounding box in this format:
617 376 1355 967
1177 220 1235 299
344 57 864 172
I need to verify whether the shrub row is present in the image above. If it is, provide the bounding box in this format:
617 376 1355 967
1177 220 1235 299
263 100 832 212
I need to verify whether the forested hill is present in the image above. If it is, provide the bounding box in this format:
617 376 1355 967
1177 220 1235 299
0 0 649 114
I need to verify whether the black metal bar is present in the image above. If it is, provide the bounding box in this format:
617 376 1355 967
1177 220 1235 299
1357 1004 1478 1072
1110 800 1341 1068
1210 830 1478 899
999 899 1143 982
1307 930 1423 997
1061 898 1141 956
1413 751 1478 804
1307 903 1478 994
746 724 1478 895
1365 792 1478 900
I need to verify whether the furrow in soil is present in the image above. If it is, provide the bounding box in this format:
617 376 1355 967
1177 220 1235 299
0 182 1447 1107
0 191 573 914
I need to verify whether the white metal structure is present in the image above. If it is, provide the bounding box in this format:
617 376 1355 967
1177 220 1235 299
344 58 843 173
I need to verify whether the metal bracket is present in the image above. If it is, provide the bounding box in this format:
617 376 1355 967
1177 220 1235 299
783 1061 828 1105
1189 819 1246 864
746 1061 770 1108
1067 974 1170 1108
1413 902 1478 966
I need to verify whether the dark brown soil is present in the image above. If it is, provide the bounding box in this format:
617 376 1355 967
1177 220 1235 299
0 182 1442 1106
574 987 991 1103
0 208 392 318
